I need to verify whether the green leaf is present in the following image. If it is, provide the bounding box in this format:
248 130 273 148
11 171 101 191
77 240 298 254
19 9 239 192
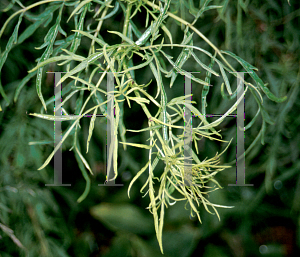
190 51 219 77
1 0 15 12
166 29 193 88
0 13 23 72
128 160 150 198
28 54 84 73
35 5 64 112
250 71 287 103
108 30 135 45
119 141 153 149
17 5 60 44
245 108 260 130
160 50 210 87
75 86 84 115
72 30 107 47
59 51 104 85
122 54 154 73
96 1 119 21
249 87 274 125
53 34 75 56
74 139 91 203
67 0 93 22
202 52 217 115
217 60 232 95
70 4 88 53
220 82 237 100
221 50 287 103
58 25 67 37
18 20 43 44
86 108 97 153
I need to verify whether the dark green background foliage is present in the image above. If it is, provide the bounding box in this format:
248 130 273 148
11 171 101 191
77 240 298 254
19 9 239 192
0 0 299 256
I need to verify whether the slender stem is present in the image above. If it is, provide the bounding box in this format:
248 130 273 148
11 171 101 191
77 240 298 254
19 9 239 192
122 3 132 37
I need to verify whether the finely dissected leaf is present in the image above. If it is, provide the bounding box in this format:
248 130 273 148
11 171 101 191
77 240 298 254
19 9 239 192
126 16 167 69
102 45 120 87
190 51 219 77
150 51 168 142
160 50 211 87
68 76 108 95
201 52 217 115
37 100 109 171
126 87 160 107
148 54 162 99
220 50 257 70
135 0 170 47
158 198 165 248
195 85 248 130
250 71 287 103
17 5 60 44
191 0 222 23
29 55 84 73
0 13 23 72
70 4 88 53
51 89 81 113
1 1 290 255
166 29 193 88
58 51 104 85
145 4 173 46
161 24 173 46
221 50 287 102
35 5 64 112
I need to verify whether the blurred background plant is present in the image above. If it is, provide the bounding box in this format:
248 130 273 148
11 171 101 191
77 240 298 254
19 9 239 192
0 0 299 256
